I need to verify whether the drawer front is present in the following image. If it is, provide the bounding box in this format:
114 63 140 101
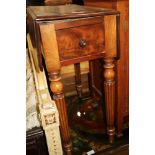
56 22 105 62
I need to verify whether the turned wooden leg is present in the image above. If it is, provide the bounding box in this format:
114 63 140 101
49 71 72 155
74 63 82 99
103 58 115 143
39 24 72 154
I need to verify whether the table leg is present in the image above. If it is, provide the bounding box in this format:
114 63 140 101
88 60 95 98
49 71 72 155
103 58 115 143
74 63 82 99
39 24 72 155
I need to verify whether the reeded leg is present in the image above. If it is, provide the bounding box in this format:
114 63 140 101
39 24 73 155
49 71 72 155
103 58 115 143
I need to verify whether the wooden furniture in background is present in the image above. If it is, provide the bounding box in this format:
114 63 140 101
27 127 48 155
44 0 72 6
84 0 129 137
27 5 120 155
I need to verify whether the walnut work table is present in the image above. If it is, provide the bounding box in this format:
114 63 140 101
27 5 120 155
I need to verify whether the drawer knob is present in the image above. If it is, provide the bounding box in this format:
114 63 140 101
79 39 87 48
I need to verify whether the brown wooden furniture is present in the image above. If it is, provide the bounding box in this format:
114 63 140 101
44 0 72 6
27 127 48 155
27 5 120 155
84 0 129 137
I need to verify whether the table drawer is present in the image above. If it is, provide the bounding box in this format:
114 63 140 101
56 21 105 62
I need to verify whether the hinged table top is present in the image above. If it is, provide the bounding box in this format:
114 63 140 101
27 4 119 21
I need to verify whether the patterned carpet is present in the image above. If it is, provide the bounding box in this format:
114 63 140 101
70 129 111 155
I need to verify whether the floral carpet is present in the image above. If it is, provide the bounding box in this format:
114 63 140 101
70 128 111 155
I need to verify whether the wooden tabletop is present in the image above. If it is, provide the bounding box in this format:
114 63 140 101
27 4 119 21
